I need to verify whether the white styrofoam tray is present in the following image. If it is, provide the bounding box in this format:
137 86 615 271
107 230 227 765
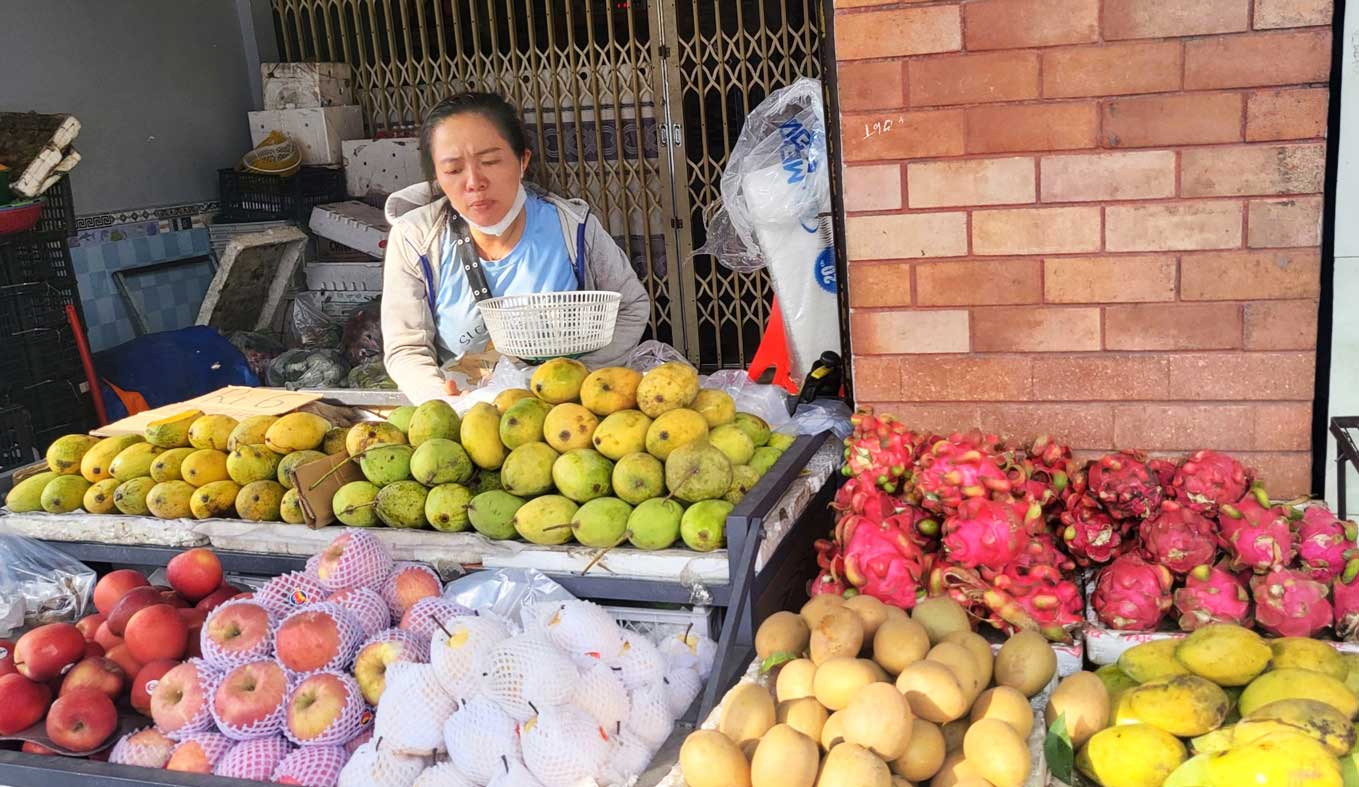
308 200 389 258
262 62 354 110
249 106 365 166
342 137 424 199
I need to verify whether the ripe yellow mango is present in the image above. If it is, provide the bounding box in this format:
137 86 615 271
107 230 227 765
188 414 239 450
109 442 166 482
144 409 202 448
1203 731 1341 787
1120 675 1230 737
5 471 58 512
146 480 196 519
228 415 279 452
1269 637 1348 681
264 411 330 453
1077 723 1186 787
46 434 100 475
1175 624 1271 686
1239 668 1359 719
1117 638 1190 684
80 434 145 482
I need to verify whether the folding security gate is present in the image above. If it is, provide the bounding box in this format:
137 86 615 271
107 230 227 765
271 0 823 371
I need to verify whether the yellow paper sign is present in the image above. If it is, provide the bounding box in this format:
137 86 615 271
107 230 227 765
93 386 324 437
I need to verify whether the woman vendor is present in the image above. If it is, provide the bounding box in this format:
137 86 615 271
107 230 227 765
381 92 650 403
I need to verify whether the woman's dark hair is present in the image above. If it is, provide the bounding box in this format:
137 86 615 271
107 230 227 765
419 91 532 181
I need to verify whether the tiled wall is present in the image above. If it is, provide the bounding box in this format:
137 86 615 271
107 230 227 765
71 213 216 352
836 0 1332 497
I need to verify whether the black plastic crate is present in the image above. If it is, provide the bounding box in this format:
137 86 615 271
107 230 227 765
10 377 92 442
218 166 346 223
34 177 75 236
0 404 37 473
0 230 80 292
0 281 72 335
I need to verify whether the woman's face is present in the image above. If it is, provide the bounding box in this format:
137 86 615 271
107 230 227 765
429 112 530 228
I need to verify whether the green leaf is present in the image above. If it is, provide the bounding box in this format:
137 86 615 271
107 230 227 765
759 651 798 674
1045 713 1075 784
1343 753 1359 787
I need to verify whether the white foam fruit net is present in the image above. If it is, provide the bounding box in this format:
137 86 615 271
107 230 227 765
477 634 572 722
154 659 223 739
521 705 610 787
608 632 666 690
214 735 293 780
657 631 717 679
374 661 457 756
285 670 370 746
624 683 675 748
201 598 278 670
664 666 702 717
314 530 396 591
601 732 652 787
431 615 511 701
488 756 550 787
109 728 175 768
414 761 479 787
381 562 443 619
569 662 630 733
444 695 523 784
257 571 331 616
402 597 473 639
168 732 234 772
211 659 288 740
345 729 374 755
542 601 625 668
338 740 429 787
520 649 581 710
275 602 363 678
275 744 352 787
329 586 392 639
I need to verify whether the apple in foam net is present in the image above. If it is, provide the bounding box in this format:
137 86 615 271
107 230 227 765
205 601 272 659
166 738 217 773
385 564 441 618
167 548 224 602
151 662 209 733
75 614 106 641
214 660 288 728
14 622 86 682
0 673 51 734
107 586 165 637
286 672 350 742
352 636 411 705
46 688 119 752
195 584 242 612
125 604 189 663
275 610 342 674
60 657 126 700
132 659 180 716
93 569 150 615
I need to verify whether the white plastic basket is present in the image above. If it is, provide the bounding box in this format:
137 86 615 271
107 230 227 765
477 290 620 360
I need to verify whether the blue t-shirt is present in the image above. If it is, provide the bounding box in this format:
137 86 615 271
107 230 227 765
434 193 578 358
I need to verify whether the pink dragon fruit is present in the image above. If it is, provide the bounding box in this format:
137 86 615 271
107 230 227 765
1332 567 1359 641
1139 500 1218 575
928 562 1080 643
838 514 929 609
1221 492 1295 573
1295 506 1359 583
1003 533 1076 577
1059 493 1127 566
1169 450 1253 517
841 410 922 492
1022 436 1075 512
1251 568 1333 638
1148 458 1178 489
914 434 1013 516
1086 450 1165 520
940 497 1028 570
808 539 847 598
1091 553 1174 630
1173 563 1253 631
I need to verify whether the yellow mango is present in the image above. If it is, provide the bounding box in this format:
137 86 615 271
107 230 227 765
1175 624 1271 686
146 480 196 519
1239 668 1359 719
181 449 230 487
1240 698 1356 756
1095 664 1141 706
82 478 121 514
579 367 642 416
109 442 166 482
144 409 202 448
80 434 145 482
1117 638 1189 683
264 411 330 453
150 447 196 483
191 480 240 519
46 434 100 475
1122 675 1230 737
1076 723 1186 787
228 415 280 452
460 402 508 470
1204 731 1341 787
188 414 239 450
1269 637 1348 681
5 471 58 512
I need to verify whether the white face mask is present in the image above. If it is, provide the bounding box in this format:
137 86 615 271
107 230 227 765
462 184 527 237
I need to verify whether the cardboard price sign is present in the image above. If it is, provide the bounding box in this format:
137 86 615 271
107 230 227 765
292 451 364 529
94 386 323 437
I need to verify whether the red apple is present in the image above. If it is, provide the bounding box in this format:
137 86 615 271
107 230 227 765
286 672 351 742
179 608 207 659
204 601 273 660
384 564 441 618
14 623 86 682
166 739 215 773
83 641 105 659
22 741 57 755
125 604 189 663
158 588 191 609
167 549 224 602
275 611 342 674
93 569 150 615
151 662 209 733
132 659 179 716
107 586 164 636
213 660 287 729
75 614 106 641
0 673 51 734
0 638 14 676
60 657 126 700
92 621 123 652
105 643 144 680
46 688 118 751
195 584 243 612
352 634 420 705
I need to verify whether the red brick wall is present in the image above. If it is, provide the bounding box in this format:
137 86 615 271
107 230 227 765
836 0 1332 496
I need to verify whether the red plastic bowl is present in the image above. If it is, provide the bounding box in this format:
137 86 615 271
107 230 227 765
0 200 44 235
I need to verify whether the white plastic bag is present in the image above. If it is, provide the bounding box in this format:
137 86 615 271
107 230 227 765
0 523 97 636
442 568 577 632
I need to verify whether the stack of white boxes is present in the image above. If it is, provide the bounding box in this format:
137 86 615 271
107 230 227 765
249 63 364 166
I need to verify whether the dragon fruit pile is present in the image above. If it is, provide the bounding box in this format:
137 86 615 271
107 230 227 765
817 409 1359 642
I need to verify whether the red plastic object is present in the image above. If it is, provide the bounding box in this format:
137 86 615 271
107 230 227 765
746 297 798 394
0 200 44 235
66 303 109 426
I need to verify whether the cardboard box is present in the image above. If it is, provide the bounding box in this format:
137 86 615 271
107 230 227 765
308 201 390 259
291 451 365 529
262 62 354 110
249 106 364 166
342 138 423 199
94 386 323 437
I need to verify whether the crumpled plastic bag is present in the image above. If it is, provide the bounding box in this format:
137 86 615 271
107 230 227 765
341 298 383 366
442 568 576 631
286 292 343 349
0 524 97 637
266 348 350 390
226 331 285 380
347 359 397 390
